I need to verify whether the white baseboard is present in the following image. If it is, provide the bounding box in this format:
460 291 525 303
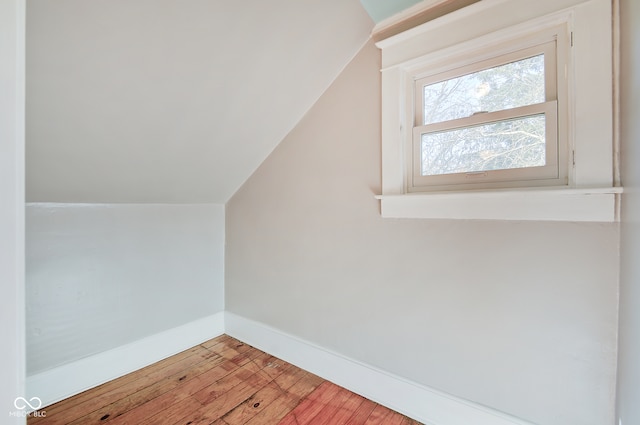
26 312 225 408
27 311 536 425
225 312 535 425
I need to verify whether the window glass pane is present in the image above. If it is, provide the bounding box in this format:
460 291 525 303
421 114 546 176
422 55 545 125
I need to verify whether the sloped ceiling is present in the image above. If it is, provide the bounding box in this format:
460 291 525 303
26 0 374 203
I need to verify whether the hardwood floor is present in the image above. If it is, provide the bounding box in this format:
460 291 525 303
28 335 422 425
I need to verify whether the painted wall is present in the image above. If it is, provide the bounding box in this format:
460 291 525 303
359 0 421 23
0 0 26 421
225 40 620 425
617 0 640 424
26 203 224 375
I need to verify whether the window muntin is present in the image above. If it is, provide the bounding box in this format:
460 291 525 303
409 39 564 191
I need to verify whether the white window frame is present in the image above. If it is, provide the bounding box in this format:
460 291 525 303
411 36 563 191
375 0 621 222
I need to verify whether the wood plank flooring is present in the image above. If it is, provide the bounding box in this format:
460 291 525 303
28 335 422 425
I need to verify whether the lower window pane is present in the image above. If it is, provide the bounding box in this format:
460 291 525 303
421 114 546 176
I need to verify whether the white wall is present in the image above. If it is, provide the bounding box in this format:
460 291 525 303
26 203 224 375
0 0 26 422
617 0 640 424
225 40 620 425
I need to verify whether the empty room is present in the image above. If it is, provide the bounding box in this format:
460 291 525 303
2 0 639 424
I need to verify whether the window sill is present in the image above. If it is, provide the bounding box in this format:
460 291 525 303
375 187 623 222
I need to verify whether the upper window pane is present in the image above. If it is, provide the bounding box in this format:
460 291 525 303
422 54 545 125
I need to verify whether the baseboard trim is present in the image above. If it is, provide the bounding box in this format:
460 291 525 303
225 312 535 425
26 312 225 408
27 311 537 424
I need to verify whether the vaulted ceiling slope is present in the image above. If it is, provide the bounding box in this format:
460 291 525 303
26 0 373 203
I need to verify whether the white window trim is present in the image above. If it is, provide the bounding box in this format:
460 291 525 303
376 0 621 222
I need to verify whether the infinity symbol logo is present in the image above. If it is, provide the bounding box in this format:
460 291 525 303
14 396 43 411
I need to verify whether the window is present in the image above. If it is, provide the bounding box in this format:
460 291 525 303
375 0 620 221
410 36 565 192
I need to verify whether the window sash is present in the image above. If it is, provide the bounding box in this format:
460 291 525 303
414 41 558 126
412 101 558 189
